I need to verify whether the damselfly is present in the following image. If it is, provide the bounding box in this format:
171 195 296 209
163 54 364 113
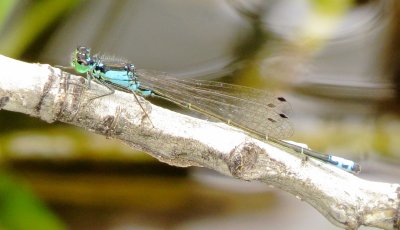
70 46 360 173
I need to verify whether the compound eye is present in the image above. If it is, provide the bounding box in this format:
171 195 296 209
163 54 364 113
77 58 89 66
77 46 88 52
76 53 88 64
128 64 136 71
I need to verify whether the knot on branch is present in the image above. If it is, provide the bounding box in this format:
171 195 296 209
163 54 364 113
227 141 264 180
0 96 9 110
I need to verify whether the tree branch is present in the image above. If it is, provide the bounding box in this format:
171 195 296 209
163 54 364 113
0 55 399 229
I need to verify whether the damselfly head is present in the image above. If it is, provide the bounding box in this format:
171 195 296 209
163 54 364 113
125 63 136 72
71 46 94 73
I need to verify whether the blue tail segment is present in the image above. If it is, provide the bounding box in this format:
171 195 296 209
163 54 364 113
327 156 360 173
269 138 360 174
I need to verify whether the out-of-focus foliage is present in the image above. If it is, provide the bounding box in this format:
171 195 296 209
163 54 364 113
296 0 354 51
311 0 353 16
0 0 18 31
0 0 81 58
0 173 66 230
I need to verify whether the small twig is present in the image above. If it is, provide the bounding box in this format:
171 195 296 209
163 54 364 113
0 55 399 229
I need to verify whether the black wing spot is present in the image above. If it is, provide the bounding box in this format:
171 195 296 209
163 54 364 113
268 118 276 123
267 103 276 108
277 97 286 102
279 113 288 119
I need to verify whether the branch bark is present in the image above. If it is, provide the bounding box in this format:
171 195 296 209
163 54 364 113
0 55 399 229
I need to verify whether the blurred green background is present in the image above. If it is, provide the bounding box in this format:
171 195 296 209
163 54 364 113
0 0 399 229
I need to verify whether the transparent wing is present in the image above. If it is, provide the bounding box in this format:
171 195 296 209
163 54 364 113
136 69 293 139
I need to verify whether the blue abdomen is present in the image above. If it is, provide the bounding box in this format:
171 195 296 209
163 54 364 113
103 70 131 87
102 70 139 91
